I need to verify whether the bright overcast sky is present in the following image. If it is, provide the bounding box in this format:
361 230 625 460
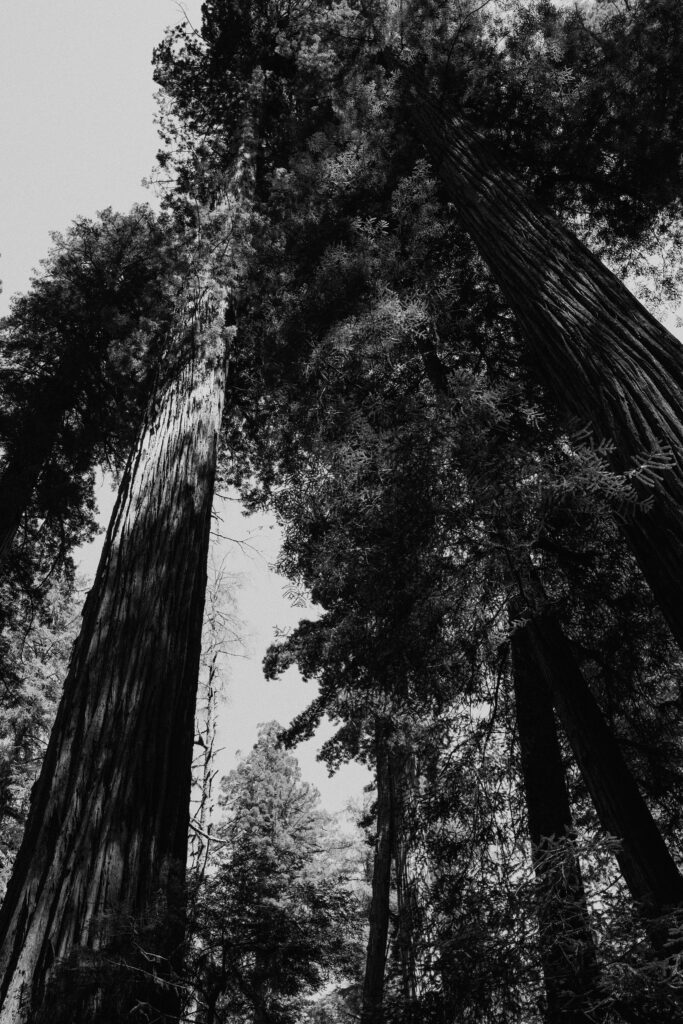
0 0 203 311
0 0 369 812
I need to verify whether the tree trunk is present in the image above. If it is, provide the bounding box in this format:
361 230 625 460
524 611 683 932
408 86 683 650
361 721 395 1024
391 749 420 1017
204 988 219 1024
511 621 599 1023
0 293 228 1023
414 270 683 956
252 961 272 1024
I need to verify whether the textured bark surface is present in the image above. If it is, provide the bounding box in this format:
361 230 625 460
0 302 227 1023
511 623 598 1023
410 88 683 649
526 612 683 925
361 723 395 1024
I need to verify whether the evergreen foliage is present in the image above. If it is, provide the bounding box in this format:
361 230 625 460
186 723 366 1023
0 572 79 896
0 207 179 556
2 2 683 1022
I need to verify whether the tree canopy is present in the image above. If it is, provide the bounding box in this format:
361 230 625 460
2 2 683 1023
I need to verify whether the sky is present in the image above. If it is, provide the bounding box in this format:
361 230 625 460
0 0 370 812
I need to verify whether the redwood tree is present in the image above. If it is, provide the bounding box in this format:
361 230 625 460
0 277 229 1023
522 609 683 930
511 620 599 1023
361 723 398 1024
405 83 683 650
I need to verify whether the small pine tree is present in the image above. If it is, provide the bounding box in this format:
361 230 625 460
186 723 365 1024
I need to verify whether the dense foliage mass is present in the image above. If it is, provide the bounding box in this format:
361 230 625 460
1 1 683 1022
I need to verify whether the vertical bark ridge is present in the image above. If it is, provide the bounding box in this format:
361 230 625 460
0 296 229 1023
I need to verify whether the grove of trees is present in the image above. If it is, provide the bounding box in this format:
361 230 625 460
2 1 683 1021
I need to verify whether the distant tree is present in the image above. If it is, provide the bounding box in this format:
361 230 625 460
186 722 365 1024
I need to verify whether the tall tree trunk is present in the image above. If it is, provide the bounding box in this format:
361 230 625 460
523 611 683 935
0 291 228 1023
408 86 683 650
361 721 395 1024
414 286 683 957
511 619 599 1023
504 546 683 941
391 749 419 1017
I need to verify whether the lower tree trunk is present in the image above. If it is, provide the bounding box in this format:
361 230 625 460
252 966 271 1024
392 750 419 1016
511 621 599 1023
525 612 683 938
361 721 395 1024
0 293 228 1023
408 85 683 651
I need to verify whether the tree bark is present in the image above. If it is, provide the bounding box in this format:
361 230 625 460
0 293 228 1023
361 721 395 1024
415 266 683 955
524 611 683 931
408 86 683 650
511 621 599 1023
